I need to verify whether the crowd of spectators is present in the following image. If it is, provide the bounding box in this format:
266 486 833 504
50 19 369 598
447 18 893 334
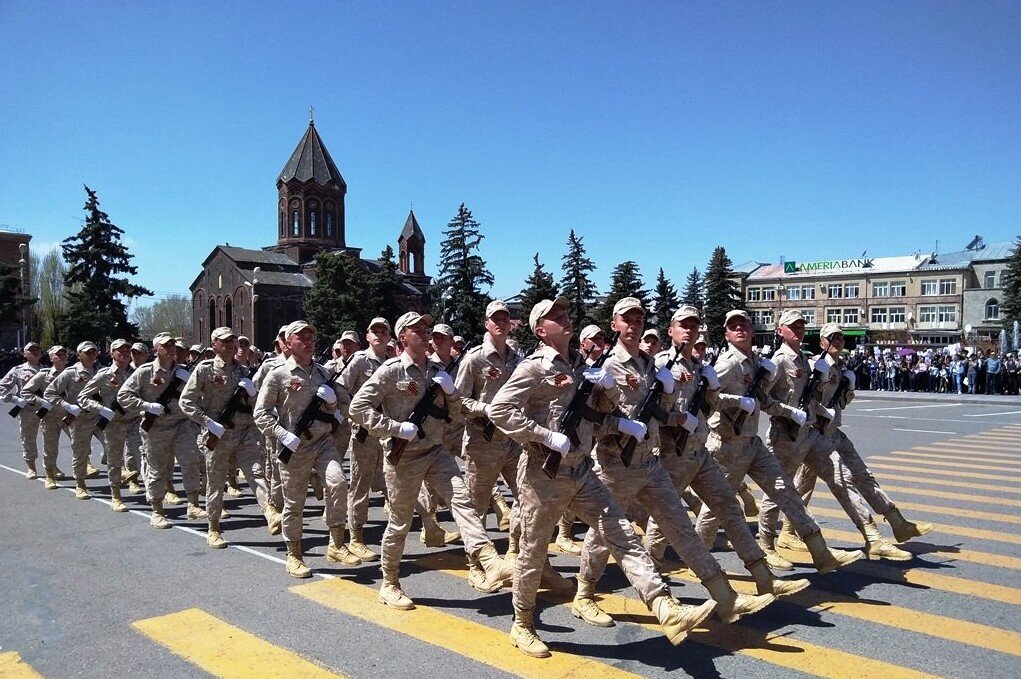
848 348 1020 395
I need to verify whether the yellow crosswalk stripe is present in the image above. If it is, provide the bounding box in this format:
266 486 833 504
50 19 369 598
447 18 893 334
868 462 1021 483
0 652 44 678
874 471 1021 494
961 432 1021 440
816 527 1021 571
810 494 1021 525
946 439 1020 450
863 483 1021 509
911 445 1020 459
870 454 1021 473
887 450 1021 466
131 608 347 679
809 506 1021 545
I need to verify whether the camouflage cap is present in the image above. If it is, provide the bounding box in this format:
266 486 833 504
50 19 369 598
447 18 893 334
394 311 434 336
210 326 236 342
110 339 131 351
76 341 99 353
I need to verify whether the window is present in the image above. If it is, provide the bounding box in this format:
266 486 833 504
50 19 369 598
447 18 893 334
760 310 774 326
225 296 233 329
326 212 334 237
762 287 776 301
921 280 938 296
800 309 816 326
826 308 842 323
747 288 761 302
871 307 888 323
844 283 860 298
208 298 217 333
918 306 937 323
842 308 859 324
872 282 888 297
801 285 815 300
309 209 317 236
786 286 801 300
291 210 300 236
889 307 906 323
827 284 843 298
279 212 284 238
937 305 956 323
890 281 906 296
984 271 996 289
939 278 956 295
986 299 1000 319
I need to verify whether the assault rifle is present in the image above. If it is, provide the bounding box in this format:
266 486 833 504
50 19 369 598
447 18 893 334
203 360 264 451
386 347 471 466
539 332 620 480
815 361 852 434
788 358 827 442
141 353 204 432
619 343 686 467
730 361 771 434
673 351 718 453
278 354 356 463
92 393 127 431
8 389 42 418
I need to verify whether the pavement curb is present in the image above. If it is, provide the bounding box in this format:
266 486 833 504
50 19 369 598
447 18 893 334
855 391 1021 406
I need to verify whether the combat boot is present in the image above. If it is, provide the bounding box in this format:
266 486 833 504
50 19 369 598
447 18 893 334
379 575 415 610
885 507 935 544
164 488 183 505
347 526 379 562
539 559 573 593
702 573 775 623
862 520 911 561
207 520 227 549
44 477 58 490
510 609 550 658
747 558 810 596
285 540 312 578
86 463 101 479
121 469 139 485
804 531 864 575
226 471 243 497
420 512 460 548
492 492 512 531
264 504 282 536
150 500 170 529
186 495 207 520
75 483 90 500
777 521 809 551
326 526 361 566
470 544 513 593
110 485 127 513
650 594 716 645
54 467 67 480
127 480 144 495
571 578 614 627
738 483 759 518
25 461 37 480
757 533 793 571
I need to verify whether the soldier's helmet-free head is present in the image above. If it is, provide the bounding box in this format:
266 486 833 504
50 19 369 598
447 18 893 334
528 296 569 334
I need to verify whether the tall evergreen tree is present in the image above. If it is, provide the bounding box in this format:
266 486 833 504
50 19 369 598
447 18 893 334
371 245 406 327
0 261 35 329
304 250 376 353
58 185 152 346
703 246 742 347
511 253 559 345
651 268 680 337
430 203 493 340
594 260 648 328
1000 235 1021 332
681 266 704 309
559 229 599 328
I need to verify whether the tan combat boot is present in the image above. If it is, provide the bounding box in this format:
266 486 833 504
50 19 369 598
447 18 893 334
25 461 38 480
150 500 170 529
127 480 144 495
226 471 243 497
539 559 573 593
263 504 283 536
207 520 227 549
571 578 614 627
110 485 127 513
419 512 460 548
862 520 911 561
804 531 864 575
44 477 58 490
738 483 759 518
702 573 775 623
379 575 415 610
505 532 519 564
885 507 935 544
85 463 101 479
491 492 512 531
121 468 139 486
470 544 513 593
347 526 380 562
164 489 183 505
75 483 91 500
326 526 361 566
757 533 793 571
650 594 716 645
186 495 208 520
776 521 809 551
54 467 67 480
285 540 312 578
747 558 810 596
510 609 550 658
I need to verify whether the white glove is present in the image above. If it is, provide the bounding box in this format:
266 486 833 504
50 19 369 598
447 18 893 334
15 397 28 408
334 409 345 422
278 430 300 452
144 402 165 416
316 384 337 404
680 411 699 433
812 358 830 377
702 365 720 390
174 367 190 381
760 358 777 375
98 406 115 421
541 428 571 454
843 370 856 389
582 367 615 389
738 397 756 414
396 421 419 440
821 406 836 420
617 417 648 439
206 420 226 438
655 367 675 394
65 404 81 416
432 370 455 396
790 408 808 426
238 377 256 398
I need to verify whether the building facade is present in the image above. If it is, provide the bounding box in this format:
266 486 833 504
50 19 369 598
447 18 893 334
0 228 32 349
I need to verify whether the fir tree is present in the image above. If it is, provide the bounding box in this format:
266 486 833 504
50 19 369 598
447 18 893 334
1000 235 1021 332
651 268 680 337
371 245 406 327
0 261 35 328
511 253 559 345
58 185 152 346
594 260 649 328
703 246 742 347
559 229 598 328
430 203 493 340
681 266 704 309
304 250 376 353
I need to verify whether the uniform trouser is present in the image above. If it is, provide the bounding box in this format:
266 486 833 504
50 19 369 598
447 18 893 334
695 432 821 546
143 419 204 502
463 437 521 538
347 431 384 532
19 413 40 465
263 434 284 509
104 418 141 489
380 444 489 579
70 415 103 482
39 414 67 476
202 426 271 524
514 449 668 615
278 435 348 542
580 448 723 583
648 441 766 566
124 422 143 475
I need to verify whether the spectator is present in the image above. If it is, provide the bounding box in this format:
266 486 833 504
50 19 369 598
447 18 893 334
986 351 1003 395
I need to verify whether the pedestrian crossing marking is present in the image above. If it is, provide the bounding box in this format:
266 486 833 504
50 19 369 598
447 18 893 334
809 493 1021 526
131 608 347 679
0 652 44 678
945 438 1021 450
910 445 1019 459
868 463 1021 483
886 451 1021 467
410 552 945 679
874 471 1021 493
868 483 1021 509
813 526 1021 571
961 432 1021 440
809 505 1020 545
291 578 647 679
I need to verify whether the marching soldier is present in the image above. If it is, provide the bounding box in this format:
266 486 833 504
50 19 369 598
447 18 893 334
693 311 864 574
0 342 43 478
253 326 292 515
253 320 360 578
180 327 282 549
488 296 718 658
117 333 207 528
123 342 151 495
349 311 513 610
44 341 103 499
639 327 661 355
23 346 70 487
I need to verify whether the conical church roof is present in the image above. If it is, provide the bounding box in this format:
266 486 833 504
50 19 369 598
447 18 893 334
278 121 346 188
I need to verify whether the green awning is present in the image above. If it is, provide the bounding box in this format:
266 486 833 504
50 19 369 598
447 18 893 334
805 329 866 337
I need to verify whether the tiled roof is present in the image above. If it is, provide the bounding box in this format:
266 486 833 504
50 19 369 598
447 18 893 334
399 210 425 242
278 122 346 188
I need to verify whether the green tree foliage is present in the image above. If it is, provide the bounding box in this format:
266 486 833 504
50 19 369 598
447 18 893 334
371 245 406 328
1000 235 1021 333
559 229 598 328
304 250 376 353
511 253 559 345
651 268 680 337
36 250 66 346
0 260 35 329
681 266 704 310
58 186 152 346
430 203 493 340
594 260 648 328
703 246 742 347
132 295 192 342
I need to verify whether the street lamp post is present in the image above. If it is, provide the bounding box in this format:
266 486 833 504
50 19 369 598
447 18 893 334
18 243 28 348
244 267 260 348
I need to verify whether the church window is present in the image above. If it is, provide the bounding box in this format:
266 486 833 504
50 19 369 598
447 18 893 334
291 210 300 236
208 298 216 334
309 209 317 236
225 296 233 328
326 212 334 237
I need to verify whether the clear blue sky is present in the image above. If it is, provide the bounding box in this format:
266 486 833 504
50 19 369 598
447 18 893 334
2 1 1018 308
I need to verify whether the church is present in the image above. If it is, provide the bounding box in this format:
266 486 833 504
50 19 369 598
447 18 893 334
189 118 431 350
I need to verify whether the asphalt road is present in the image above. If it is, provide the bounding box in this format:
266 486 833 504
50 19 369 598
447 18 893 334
1 395 1019 679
